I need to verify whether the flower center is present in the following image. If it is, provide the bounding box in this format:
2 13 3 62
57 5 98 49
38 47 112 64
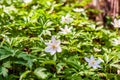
52 44 57 49
64 29 69 33
91 60 96 65
64 18 68 21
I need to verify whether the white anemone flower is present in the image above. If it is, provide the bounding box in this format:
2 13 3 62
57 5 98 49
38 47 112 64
117 70 120 74
60 25 72 34
23 0 32 4
93 47 101 52
3 6 17 14
73 8 84 12
84 55 102 69
61 14 73 24
45 36 62 55
112 38 120 45
112 19 120 28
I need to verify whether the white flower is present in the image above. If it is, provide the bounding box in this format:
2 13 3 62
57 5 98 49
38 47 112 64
61 14 73 24
45 36 62 55
73 8 84 12
84 55 102 69
3 6 17 14
112 38 120 45
23 0 32 4
117 70 120 74
0 5 2 8
112 19 120 28
60 25 72 34
93 47 101 52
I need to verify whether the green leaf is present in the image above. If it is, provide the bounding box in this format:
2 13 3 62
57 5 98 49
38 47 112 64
42 60 56 66
34 67 50 79
2 61 11 68
27 59 33 69
110 64 120 69
0 54 11 60
19 70 31 80
0 67 8 77
17 52 30 60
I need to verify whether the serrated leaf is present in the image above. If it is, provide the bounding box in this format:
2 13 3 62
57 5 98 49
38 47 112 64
2 61 11 68
19 70 31 80
0 67 8 77
110 64 120 69
34 67 49 79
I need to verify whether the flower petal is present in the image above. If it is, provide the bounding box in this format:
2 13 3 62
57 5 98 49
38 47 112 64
84 57 90 62
50 50 56 55
57 46 62 52
90 55 95 61
65 25 68 29
56 40 61 46
95 64 101 68
45 46 51 52
51 36 56 43
97 65 101 68
96 59 102 64
66 14 70 18
45 42 51 46
92 65 97 69
45 46 56 55
60 28 64 31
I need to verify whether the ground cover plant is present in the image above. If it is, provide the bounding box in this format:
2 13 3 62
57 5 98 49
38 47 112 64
0 0 120 80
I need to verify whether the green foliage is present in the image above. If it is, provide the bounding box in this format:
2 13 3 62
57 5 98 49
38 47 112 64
0 0 120 80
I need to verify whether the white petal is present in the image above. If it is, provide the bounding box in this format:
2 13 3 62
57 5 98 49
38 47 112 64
84 57 90 62
60 31 67 34
73 8 78 12
45 42 51 46
63 32 67 34
96 59 102 64
57 46 62 52
66 14 70 18
65 25 68 29
118 19 120 23
62 16 64 19
24 0 32 3
61 17 65 23
118 20 120 27
88 63 93 67
95 64 101 68
90 55 95 61
70 18 73 21
114 19 117 23
92 65 97 69
45 46 51 52
50 50 56 55
45 46 57 55
51 36 56 42
97 65 101 68
60 28 64 31
56 40 61 46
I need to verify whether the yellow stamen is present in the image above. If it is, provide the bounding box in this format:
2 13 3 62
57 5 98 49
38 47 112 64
52 44 56 49
91 60 96 65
